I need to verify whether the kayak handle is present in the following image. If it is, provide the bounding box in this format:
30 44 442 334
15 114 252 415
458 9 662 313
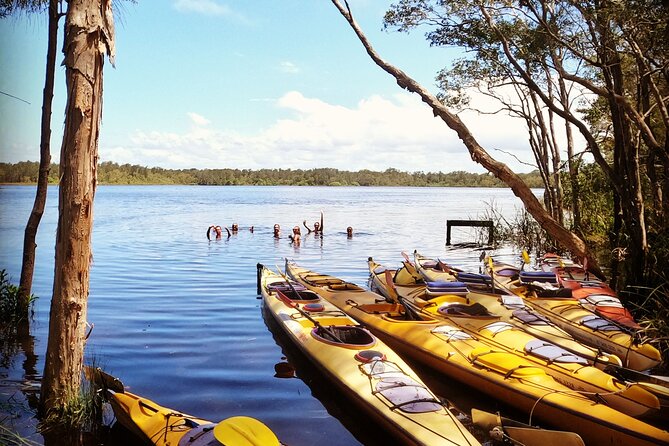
138 400 160 413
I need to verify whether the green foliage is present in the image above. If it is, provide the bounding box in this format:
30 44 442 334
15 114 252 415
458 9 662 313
0 161 545 188
478 202 554 256
0 270 36 325
561 163 614 245
0 162 59 184
625 276 669 364
39 375 104 435
0 270 36 370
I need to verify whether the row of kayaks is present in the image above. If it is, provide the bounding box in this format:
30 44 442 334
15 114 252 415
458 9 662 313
95 252 669 446
264 253 668 445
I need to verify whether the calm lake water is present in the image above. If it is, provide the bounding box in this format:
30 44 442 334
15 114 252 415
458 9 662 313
0 185 532 445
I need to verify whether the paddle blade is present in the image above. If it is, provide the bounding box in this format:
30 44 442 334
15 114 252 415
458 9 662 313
213 416 280 446
384 269 399 302
504 426 585 446
471 408 501 431
276 289 297 308
522 250 530 264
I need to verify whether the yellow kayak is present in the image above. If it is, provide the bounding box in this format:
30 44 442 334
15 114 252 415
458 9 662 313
260 263 480 445
285 261 669 446
259 263 481 446
369 258 660 419
86 367 281 446
483 255 662 371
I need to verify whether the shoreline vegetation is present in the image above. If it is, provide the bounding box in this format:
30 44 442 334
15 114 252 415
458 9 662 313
0 161 543 187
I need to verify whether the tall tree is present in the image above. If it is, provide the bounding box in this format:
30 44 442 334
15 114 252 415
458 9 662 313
17 0 64 314
330 0 604 276
39 0 114 415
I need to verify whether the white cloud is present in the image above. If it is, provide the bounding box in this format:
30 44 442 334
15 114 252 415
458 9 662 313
100 91 543 173
279 61 300 74
187 112 211 126
173 0 232 16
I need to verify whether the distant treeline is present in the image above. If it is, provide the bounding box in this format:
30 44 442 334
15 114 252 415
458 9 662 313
0 161 544 187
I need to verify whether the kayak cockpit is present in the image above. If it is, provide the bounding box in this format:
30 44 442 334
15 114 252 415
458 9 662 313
311 325 376 349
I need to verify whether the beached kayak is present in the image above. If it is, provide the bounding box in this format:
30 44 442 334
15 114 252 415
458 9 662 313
483 255 662 372
285 261 669 446
369 257 660 418
86 367 281 446
258 263 481 446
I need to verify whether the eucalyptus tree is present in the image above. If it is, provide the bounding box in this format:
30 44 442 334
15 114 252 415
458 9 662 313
1 0 64 315
39 0 115 416
330 0 606 276
333 0 669 285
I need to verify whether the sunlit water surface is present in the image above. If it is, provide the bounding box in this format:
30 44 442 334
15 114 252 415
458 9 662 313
0 185 532 445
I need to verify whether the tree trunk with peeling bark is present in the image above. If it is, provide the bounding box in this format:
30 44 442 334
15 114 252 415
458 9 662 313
40 0 114 415
18 0 61 314
330 0 603 277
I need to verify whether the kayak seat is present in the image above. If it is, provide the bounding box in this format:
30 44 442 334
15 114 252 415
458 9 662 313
534 287 573 298
438 302 494 318
524 340 588 364
426 281 469 296
519 271 558 285
457 272 492 284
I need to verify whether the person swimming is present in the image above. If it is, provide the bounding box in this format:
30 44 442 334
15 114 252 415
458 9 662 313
273 224 281 238
207 225 223 240
303 211 324 234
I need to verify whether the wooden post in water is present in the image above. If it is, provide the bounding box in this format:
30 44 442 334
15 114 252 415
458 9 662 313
446 219 493 245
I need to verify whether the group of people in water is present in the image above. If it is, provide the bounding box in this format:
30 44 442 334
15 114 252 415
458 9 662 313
208 211 353 243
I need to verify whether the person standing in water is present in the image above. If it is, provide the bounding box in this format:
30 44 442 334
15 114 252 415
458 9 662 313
289 226 301 244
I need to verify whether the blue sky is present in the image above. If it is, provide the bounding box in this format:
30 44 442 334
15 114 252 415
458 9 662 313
1 0 540 173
